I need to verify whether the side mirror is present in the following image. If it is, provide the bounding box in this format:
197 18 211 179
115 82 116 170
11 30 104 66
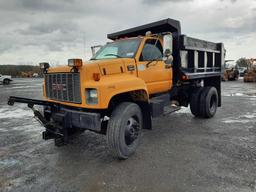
163 34 173 57
163 34 173 65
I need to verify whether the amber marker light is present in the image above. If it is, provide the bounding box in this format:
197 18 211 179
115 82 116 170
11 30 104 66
93 73 101 81
68 59 83 68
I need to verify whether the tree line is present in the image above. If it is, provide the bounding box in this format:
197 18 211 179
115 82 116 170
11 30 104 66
0 65 42 77
236 57 255 68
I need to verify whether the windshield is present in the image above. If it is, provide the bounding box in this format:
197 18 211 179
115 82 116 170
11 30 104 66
91 38 141 60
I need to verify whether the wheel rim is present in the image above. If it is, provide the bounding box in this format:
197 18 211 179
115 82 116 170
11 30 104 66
124 116 140 146
209 94 217 113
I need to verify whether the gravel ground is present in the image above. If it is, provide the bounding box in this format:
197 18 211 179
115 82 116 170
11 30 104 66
0 78 256 192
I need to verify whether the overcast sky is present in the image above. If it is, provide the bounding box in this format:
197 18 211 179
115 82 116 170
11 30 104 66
0 0 255 65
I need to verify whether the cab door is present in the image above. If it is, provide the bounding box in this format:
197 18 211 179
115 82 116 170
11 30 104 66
136 38 172 94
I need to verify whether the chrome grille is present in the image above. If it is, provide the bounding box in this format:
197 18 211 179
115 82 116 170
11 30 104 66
45 73 81 103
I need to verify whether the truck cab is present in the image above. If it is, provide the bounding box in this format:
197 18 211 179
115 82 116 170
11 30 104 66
91 35 173 95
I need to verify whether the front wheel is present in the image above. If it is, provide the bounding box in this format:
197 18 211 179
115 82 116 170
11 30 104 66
107 102 142 159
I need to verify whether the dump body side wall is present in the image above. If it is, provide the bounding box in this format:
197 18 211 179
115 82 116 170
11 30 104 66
179 35 224 77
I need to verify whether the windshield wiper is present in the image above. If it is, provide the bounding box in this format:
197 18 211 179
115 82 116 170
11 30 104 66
104 54 122 58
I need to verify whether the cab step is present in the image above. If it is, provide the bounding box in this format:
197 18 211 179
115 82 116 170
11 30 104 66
163 105 181 116
150 93 180 117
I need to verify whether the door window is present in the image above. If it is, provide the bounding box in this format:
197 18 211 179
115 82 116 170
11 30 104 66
140 39 163 61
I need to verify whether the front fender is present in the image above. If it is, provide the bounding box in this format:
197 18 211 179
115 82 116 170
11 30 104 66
84 74 149 109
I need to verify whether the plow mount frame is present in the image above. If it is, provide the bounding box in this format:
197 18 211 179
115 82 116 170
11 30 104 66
7 96 74 146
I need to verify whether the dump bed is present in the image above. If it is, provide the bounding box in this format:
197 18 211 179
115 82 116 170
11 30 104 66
179 35 224 80
108 18 225 82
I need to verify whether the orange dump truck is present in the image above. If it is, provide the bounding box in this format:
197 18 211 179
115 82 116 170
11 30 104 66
8 18 225 159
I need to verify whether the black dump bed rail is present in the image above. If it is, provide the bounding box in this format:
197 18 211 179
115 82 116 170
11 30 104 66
107 18 225 82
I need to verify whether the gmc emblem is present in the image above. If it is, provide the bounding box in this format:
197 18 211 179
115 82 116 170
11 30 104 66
52 83 66 91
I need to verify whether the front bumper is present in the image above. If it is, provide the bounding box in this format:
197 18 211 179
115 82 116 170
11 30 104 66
51 108 101 131
8 96 102 132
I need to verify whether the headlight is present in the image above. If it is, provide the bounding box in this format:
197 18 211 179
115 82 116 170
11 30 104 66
86 88 98 104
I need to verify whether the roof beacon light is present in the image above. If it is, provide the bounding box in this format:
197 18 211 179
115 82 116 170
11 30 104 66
68 59 83 68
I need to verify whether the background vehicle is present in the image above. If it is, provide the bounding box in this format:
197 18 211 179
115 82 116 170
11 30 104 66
244 62 256 82
8 18 225 159
222 60 239 81
237 67 247 77
0 74 12 85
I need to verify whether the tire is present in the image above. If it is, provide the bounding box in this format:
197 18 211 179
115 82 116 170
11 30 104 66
199 87 218 118
190 87 204 117
3 79 10 85
107 102 142 159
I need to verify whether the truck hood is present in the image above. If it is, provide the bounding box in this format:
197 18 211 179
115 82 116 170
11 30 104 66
47 58 135 79
91 58 134 75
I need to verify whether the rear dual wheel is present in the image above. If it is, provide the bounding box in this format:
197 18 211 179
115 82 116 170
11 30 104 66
107 102 142 159
190 87 218 118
